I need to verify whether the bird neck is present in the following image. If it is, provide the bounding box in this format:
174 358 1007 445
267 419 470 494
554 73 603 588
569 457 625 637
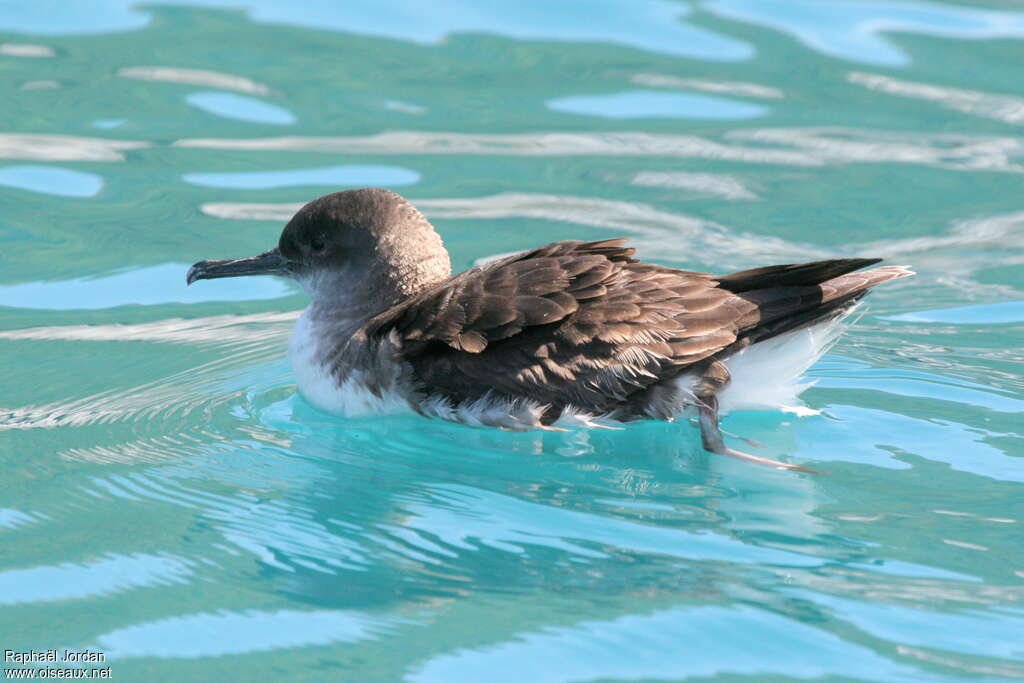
299 251 451 331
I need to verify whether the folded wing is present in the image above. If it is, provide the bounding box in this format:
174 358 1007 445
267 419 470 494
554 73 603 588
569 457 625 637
360 239 909 420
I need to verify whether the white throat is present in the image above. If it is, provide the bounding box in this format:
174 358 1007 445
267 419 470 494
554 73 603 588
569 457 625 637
287 306 412 417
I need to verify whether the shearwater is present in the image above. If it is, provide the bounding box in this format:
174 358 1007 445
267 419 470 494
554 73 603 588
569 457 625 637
187 188 913 472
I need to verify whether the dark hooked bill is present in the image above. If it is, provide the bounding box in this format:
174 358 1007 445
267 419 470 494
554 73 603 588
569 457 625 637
186 247 289 285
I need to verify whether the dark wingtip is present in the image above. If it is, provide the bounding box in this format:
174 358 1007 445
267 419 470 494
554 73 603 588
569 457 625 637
718 257 889 293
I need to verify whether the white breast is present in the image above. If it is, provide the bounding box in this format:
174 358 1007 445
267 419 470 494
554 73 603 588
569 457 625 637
287 308 413 417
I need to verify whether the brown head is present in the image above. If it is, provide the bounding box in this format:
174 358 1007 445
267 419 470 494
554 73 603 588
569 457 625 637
187 188 451 315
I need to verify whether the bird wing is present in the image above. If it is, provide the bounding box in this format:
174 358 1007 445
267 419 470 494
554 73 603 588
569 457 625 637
359 239 754 416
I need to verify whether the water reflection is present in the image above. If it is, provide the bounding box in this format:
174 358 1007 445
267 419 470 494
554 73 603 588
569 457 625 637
0 508 47 530
547 90 767 120
0 164 102 197
402 483 820 565
795 403 1024 481
2 289 1019 675
0 0 752 60
97 609 401 659
184 164 420 190
384 100 425 115
0 0 149 34
1 0 1022 677
706 0 1024 67
0 262 292 310
91 119 126 129
186 91 296 125
0 553 193 605
407 604 914 682
787 589 1024 660
887 301 1024 325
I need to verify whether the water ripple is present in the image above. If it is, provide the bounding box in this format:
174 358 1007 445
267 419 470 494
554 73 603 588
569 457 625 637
409 604 914 682
547 90 767 120
186 91 296 125
405 483 822 567
98 609 402 659
0 165 102 197
0 263 293 310
0 553 193 605
849 71 1024 126
184 164 420 190
706 0 1024 67
174 127 1024 172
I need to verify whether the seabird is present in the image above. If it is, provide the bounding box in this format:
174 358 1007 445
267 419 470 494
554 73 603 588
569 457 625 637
187 188 913 472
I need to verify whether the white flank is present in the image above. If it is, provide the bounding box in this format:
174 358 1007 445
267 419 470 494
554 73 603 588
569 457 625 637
712 311 857 414
288 309 412 417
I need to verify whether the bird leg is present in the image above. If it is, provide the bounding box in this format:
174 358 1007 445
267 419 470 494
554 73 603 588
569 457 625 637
694 361 823 474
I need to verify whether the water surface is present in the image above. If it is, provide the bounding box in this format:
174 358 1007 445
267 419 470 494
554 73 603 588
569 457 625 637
1 1 1023 681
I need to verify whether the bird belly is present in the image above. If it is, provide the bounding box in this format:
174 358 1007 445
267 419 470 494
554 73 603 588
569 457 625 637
288 309 413 418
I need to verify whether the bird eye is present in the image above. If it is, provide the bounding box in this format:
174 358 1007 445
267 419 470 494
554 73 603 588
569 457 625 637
310 238 325 252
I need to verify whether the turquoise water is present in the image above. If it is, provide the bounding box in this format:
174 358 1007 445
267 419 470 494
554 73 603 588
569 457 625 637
1 0 1023 680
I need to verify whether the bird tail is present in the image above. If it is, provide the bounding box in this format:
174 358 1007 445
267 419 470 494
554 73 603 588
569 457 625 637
711 260 914 414
722 258 912 340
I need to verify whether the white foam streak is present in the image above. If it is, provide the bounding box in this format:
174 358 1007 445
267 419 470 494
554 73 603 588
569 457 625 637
630 171 758 199
118 66 270 94
849 72 1024 126
175 127 1024 172
0 43 55 58
0 134 148 161
200 201 303 221
727 127 1024 172
0 312 298 345
631 73 782 99
174 131 821 165
415 194 825 268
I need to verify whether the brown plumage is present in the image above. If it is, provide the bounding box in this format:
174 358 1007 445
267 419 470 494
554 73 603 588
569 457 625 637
187 188 915 473
364 240 909 424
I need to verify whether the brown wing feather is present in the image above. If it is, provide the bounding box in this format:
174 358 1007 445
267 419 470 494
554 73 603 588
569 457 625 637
361 239 910 418
362 239 749 415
